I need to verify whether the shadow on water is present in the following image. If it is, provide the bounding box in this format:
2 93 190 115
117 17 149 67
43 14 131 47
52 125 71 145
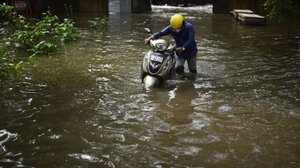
146 79 198 126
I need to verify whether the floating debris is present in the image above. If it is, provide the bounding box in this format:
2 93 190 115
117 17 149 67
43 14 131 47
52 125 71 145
231 9 266 25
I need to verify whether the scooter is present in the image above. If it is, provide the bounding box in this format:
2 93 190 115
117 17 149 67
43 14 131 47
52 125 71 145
141 28 176 88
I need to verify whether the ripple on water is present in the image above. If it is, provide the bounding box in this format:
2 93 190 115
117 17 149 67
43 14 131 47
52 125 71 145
178 134 221 145
188 112 211 130
0 130 18 152
167 146 202 157
68 153 116 166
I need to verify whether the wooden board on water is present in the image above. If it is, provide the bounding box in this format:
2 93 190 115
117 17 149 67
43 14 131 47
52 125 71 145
230 9 254 18
238 13 266 25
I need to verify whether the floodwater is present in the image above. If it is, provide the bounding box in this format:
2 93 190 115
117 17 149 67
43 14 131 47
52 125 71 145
1 3 300 168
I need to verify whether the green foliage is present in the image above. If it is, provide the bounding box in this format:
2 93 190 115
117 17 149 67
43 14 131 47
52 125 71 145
264 0 293 20
31 12 78 43
88 17 107 30
14 61 23 71
0 3 28 29
0 45 14 78
27 41 55 57
56 18 78 42
0 3 79 79
5 11 78 51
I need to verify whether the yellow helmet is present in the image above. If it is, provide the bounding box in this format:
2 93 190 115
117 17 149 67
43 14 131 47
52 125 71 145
170 14 185 30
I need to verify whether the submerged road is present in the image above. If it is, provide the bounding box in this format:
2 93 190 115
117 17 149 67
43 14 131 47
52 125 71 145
1 4 300 167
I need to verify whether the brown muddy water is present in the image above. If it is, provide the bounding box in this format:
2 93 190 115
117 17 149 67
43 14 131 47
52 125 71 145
1 4 300 168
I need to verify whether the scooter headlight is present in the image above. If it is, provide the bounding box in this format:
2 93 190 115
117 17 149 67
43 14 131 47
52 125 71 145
152 39 169 52
155 43 167 51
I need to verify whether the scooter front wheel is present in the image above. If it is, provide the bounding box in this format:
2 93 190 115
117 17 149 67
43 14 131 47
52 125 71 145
143 75 160 88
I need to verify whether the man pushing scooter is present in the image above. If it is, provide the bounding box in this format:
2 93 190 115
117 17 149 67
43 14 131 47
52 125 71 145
145 14 198 76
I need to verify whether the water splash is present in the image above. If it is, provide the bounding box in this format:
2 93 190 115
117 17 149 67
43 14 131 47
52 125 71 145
152 4 213 14
0 130 18 152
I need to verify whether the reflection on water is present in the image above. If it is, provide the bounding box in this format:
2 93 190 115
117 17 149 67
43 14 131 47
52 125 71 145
1 4 300 168
0 130 18 152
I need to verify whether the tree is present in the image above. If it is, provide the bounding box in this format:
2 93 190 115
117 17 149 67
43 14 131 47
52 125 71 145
264 0 293 20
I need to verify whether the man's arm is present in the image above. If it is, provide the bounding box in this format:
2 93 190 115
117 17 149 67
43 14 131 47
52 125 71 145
144 26 172 44
153 26 172 39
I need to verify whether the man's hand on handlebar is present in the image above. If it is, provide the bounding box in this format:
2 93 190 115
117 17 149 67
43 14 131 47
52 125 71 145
144 35 154 45
176 47 185 53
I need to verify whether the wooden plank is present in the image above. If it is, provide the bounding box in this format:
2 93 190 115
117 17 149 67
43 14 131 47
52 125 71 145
238 13 266 25
230 9 253 18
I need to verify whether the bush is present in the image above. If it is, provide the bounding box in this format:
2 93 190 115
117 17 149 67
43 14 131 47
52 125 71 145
0 3 79 79
264 0 293 21
88 17 108 30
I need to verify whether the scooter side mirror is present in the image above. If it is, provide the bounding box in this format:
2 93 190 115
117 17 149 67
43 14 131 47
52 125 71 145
144 28 152 35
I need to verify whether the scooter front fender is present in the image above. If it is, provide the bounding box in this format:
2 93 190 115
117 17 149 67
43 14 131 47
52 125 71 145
143 75 160 88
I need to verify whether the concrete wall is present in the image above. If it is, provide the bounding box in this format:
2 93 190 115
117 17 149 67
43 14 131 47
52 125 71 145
213 0 264 14
9 0 151 15
35 0 109 13
132 0 151 13
120 0 131 13
212 0 229 13
229 0 264 14
115 0 152 13
78 0 108 13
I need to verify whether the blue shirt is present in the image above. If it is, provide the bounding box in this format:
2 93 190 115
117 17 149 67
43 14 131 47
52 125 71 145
153 22 197 58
